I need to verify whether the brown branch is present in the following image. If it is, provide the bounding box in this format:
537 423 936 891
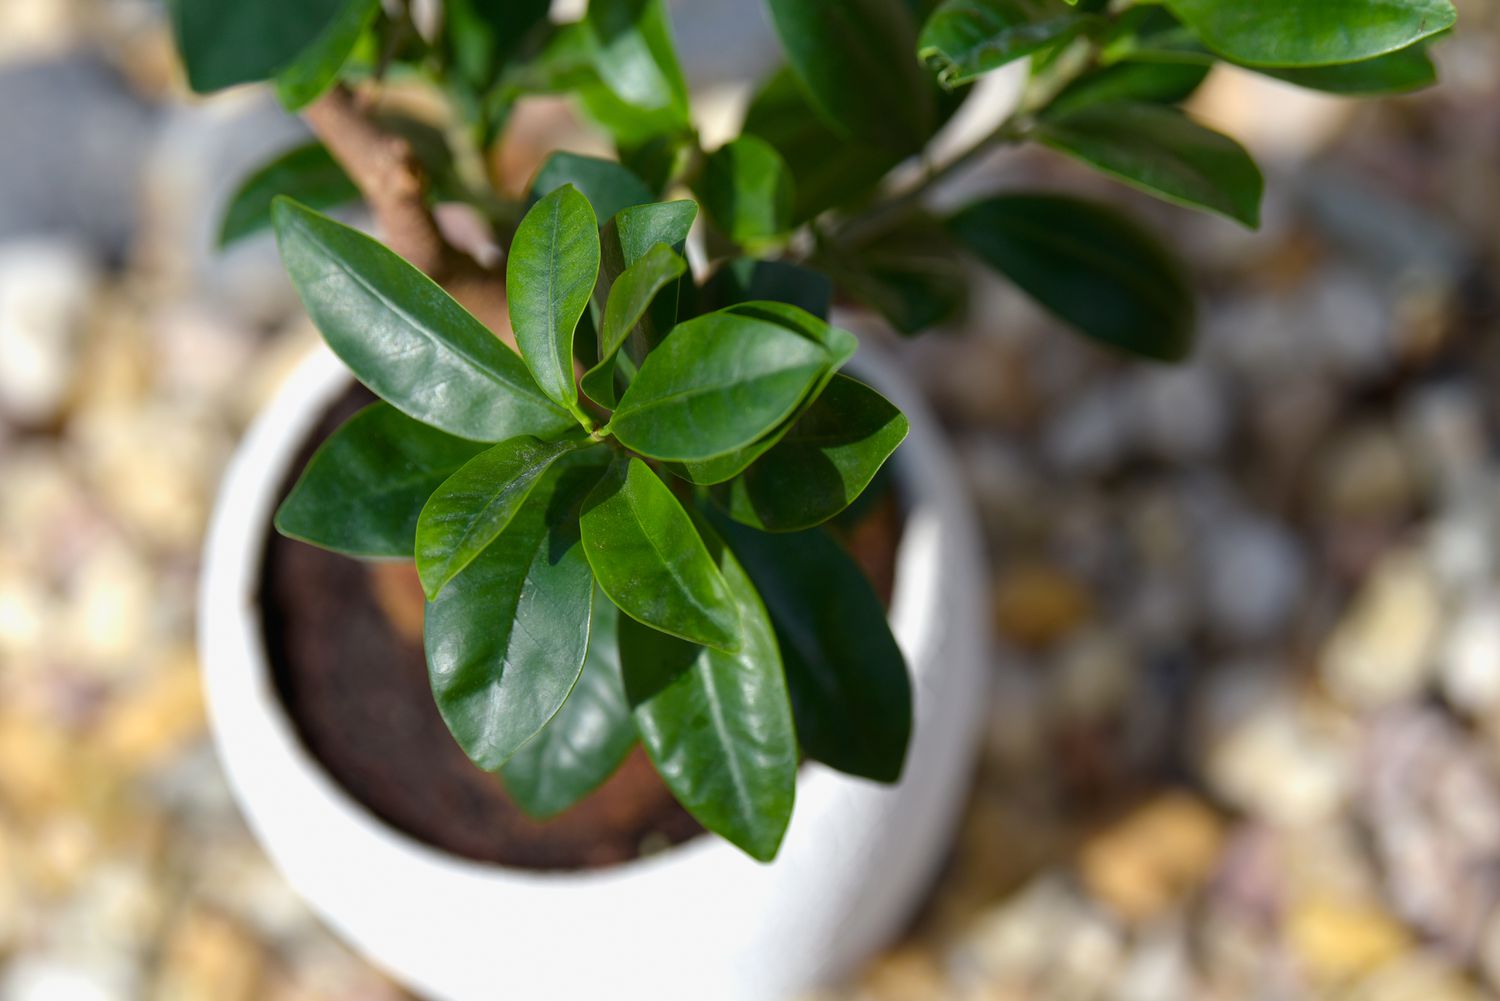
302 86 508 330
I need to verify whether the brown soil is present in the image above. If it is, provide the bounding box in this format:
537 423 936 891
258 382 901 870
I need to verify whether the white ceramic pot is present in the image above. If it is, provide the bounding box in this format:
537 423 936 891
199 326 991 1001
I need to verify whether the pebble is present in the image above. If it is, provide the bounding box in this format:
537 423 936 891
1439 594 1500 717
1321 548 1442 710
1199 512 1306 646
0 238 98 424
992 563 1092 652
1077 792 1225 923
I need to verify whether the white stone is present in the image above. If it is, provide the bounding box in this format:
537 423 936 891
1440 595 1500 716
0 239 97 424
1200 514 1306 645
1322 548 1442 709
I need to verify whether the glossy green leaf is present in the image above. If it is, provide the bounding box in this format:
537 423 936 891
415 437 584 599
1260 44 1438 94
671 303 857 485
712 513 910 782
620 528 797 861
608 309 834 463
743 67 903 222
424 455 609 771
583 243 686 407
593 200 698 377
1048 61 1212 116
219 143 360 248
1163 0 1455 68
501 592 636 818
764 0 937 153
700 137 795 243
715 375 909 532
699 258 834 321
272 198 573 441
274 0 377 110
580 458 742 651
530 152 656 223
1036 101 1264 226
817 214 968 334
507 185 601 418
582 0 691 124
950 193 1194 361
169 0 349 92
611 199 699 263
275 403 488 558
918 0 1092 87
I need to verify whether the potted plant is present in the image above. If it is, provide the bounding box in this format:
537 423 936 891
182 0 1455 997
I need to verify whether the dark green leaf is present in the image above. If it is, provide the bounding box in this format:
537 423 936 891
743 67 902 222
507 185 601 419
580 458 742 651
415 437 585 599
594 199 698 373
608 309 834 463
425 455 608 771
950 193 1194 361
712 513 910 782
700 137 795 243
1036 101 1264 226
818 214 968 334
501 592 637 818
169 0 349 92
275 403 487 558
219 143 360 248
764 0 937 153
274 0 378 110
1163 0 1455 67
1259 43 1438 94
699 258 834 320
620 528 797 861
530 152 655 223
1048 61 1212 116
445 0 551 90
583 243 686 407
714 375 908 532
272 198 573 441
918 0 1092 87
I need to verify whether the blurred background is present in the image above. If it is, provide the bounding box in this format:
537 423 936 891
4 1 1500 999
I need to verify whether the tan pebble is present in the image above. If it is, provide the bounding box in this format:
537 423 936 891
861 947 950 1001
154 908 265 1001
95 648 206 772
992 563 1091 651
1286 894 1410 988
1078 791 1225 924
1321 547 1441 710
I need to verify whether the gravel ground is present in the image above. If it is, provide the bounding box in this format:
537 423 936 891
4 2 1500 1000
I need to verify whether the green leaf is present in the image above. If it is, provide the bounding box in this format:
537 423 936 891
219 143 360 248
1259 43 1438 94
272 198 573 441
582 0 691 124
593 199 698 377
714 375 908 532
424 455 608 771
501 591 637 818
1048 61 1212 116
445 0 551 90
711 513 911 782
670 303 857 485
608 309 835 463
1163 0 1455 67
699 258 834 320
275 403 488 558
273 0 377 111
743 67 903 222
1035 101 1264 227
415 437 585 600
817 214 969 334
530 152 656 223
950 193 1194 361
580 458 742 652
169 0 349 92
507 185 601 419
583 243 686 407
700 137 796 244
611 200 699 264
620 527 797 861
918 0 1092 87
764 0 937 153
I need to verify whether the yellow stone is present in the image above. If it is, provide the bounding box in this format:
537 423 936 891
95 647 206 773
1287 894 1411 987
154 908 265 1001
1078 791 1225 923
992 563 1091 651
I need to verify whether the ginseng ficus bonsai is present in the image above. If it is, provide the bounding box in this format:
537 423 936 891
171 0 1455 859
